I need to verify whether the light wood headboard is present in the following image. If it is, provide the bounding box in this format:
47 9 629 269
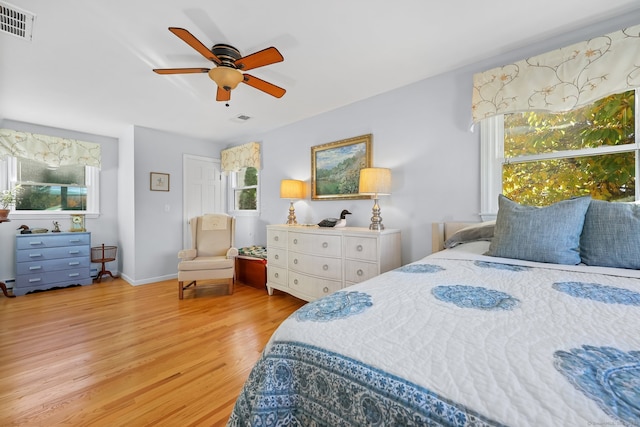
431 222 477 253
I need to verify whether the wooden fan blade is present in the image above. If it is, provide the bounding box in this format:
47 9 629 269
235 47 283 71
216 86 231 102
168 27 221 64
153 68 210 74
242 74 286 98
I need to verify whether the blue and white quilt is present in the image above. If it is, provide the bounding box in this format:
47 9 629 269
228 241 640 426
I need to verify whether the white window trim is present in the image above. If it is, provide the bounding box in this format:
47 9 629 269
1 156 100 220
480 88 640 219
227 168 260 217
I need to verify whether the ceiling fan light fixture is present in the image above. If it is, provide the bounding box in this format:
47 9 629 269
208 66 243 91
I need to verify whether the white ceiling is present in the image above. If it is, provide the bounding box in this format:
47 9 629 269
2 0 640 143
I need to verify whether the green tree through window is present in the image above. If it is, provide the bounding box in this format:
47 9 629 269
502 90 635 206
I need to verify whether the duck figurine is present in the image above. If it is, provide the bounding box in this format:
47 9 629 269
317 210 352 228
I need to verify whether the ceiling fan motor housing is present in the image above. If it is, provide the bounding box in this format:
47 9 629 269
211 44 242 68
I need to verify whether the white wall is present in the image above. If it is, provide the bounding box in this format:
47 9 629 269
123 126 227 285
244 67 479 264
236 10 640 264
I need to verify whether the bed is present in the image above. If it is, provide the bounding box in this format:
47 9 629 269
228 196 640 426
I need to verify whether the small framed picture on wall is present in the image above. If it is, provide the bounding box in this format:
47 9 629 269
150 172 170 191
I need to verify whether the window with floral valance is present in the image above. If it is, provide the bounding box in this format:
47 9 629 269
472 24 640 122
0 128 101 168
0 129 101 214
474 24 640 217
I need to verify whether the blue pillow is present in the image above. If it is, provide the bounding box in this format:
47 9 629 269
580 199 640 269
486 195 591 265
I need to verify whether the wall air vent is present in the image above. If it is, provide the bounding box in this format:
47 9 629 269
0 1 35 41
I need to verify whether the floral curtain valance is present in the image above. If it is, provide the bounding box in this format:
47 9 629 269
472 24 640 123
221 142 260 172
0 128 101 168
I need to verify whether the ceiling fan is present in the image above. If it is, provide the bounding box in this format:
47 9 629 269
153 27 286 102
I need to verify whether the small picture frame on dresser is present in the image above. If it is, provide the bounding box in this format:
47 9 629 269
70 214 86 232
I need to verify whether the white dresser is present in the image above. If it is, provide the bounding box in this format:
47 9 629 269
266 225 401 301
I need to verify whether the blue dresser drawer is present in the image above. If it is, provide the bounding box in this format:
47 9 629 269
15 267 91 289
16 245 90 262
16 233 90 250
16 256 90 275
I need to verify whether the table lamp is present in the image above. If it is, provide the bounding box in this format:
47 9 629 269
359 168 391 230
280 179 305 225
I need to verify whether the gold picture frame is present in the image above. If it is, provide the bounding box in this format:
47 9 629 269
311 134 372 200
150 172 170 191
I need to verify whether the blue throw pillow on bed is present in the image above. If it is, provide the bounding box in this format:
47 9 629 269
486 195 591 265
580 199 640 269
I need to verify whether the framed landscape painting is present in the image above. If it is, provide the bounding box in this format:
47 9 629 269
311 134 372 200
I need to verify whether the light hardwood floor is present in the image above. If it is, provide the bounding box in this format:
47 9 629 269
0 279 306 426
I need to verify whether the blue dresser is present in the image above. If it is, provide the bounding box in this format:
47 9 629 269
15 232 92 296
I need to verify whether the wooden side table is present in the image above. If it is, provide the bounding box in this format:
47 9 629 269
0 218 16 297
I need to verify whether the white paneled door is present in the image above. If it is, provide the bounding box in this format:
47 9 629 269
183 154 224 248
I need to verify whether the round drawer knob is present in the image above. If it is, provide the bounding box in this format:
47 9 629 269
274 254 279 260
322 242 328 248
294 279 299 285
293 238 298 244
356 244 363 252
274 236 279 241
323 287 329 293
357 269 364 276
274 272 279 278
294 259 298 264
323 264 328 271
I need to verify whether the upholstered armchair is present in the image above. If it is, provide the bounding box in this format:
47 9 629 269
177 214 238 299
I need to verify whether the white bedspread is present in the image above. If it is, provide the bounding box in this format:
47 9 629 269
229 242 640 426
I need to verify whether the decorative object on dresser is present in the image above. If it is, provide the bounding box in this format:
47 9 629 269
280 179 306 225
359 167 391 230
69 214 85 232
311 134 372 200
266 225 401 302
317 209 351 227
15 232 92 296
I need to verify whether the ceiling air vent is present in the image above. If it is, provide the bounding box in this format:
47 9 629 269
0 1 35 41
231 114 252 123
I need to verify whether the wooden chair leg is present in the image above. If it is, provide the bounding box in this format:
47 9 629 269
228 278 234 294
178 281 184 299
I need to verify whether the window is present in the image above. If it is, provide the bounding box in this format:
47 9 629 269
2 156 99 216
229 167 259 213
481 89 639 218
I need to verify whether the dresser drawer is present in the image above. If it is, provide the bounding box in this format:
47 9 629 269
15 267 91 288
289 232 341 257
289 271 341 299
344 236 378 262
267 229 288 248
16 233 91 250
16 245 91 263
289 252 342 280
267 247 287 268
16 256 90 275
267 265 287 286
345 260 379 283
